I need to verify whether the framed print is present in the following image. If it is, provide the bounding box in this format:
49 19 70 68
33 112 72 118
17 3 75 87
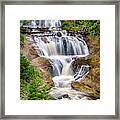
0 0 119 119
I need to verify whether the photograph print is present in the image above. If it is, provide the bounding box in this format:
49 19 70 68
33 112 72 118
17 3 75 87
20 20 100 100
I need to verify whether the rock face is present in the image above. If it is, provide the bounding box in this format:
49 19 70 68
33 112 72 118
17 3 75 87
71 36 100 99
31 57 54 88
71 57 100 99
21 39 54 88
21 40 39 60
71 75 100 99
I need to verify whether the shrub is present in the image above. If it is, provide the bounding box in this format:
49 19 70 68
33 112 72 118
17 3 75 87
20 54 53 100
20 33 25 47
61 20 100 37
20 20 30 26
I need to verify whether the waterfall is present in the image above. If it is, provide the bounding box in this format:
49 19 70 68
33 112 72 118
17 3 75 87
30 20 61 29
61 58 74 75
26 20 90 100
32 36 89 56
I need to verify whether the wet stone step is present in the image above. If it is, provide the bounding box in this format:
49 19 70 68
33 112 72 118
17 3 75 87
57 94 71 100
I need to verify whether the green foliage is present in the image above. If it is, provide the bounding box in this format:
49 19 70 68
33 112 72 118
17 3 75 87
20 20 30 26
20 33 25 47
20 54 53 100
61 20 100 37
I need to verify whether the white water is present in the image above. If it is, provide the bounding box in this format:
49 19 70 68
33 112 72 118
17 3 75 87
31 20 61 30
26 20 90 100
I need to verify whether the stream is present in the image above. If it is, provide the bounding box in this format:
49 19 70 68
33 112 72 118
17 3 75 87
25 20 91 100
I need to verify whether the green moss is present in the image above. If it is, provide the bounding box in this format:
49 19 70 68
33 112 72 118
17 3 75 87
20 54 53 100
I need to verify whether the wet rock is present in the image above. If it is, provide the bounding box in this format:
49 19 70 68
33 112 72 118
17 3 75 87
77 95 84 99
41 37 50 43
57 94 70 100
80 96 92 100
62 94 69 98
58 96 62 99
56 31 62 37
60 94 71 100
72 57 88 74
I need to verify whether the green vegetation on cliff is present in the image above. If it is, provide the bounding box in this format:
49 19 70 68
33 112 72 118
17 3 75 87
20 20 30 26
61 20 100 37
20 54 52 100
20 33 25 47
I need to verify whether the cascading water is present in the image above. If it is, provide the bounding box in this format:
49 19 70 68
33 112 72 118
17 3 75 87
31 20 61 30
26 20 90 100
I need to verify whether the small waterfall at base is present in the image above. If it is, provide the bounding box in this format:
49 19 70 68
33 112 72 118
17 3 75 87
61 58 74 75
26 20 90 100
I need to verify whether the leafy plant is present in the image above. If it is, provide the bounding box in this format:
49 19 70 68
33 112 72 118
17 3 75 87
20 54 53 100
61 20 100 37
20 33 25 47
20 20 30 26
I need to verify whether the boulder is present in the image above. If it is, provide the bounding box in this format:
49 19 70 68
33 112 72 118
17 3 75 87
71 78 100 99
71 57 100 99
